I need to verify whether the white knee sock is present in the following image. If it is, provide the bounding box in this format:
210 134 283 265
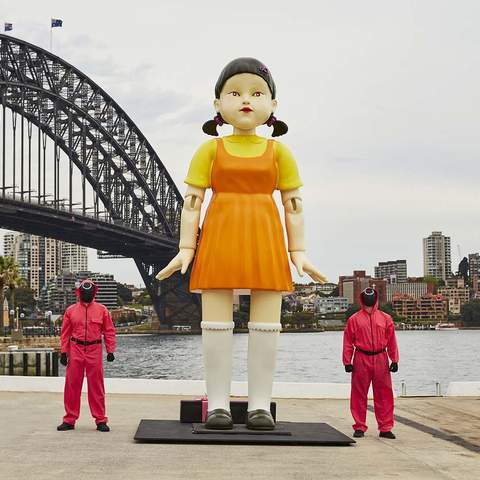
247 322 282 412
201 321 234 412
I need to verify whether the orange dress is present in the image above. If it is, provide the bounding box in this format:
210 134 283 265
189 138 293 294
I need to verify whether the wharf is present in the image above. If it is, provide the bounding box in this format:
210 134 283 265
0 391 479 479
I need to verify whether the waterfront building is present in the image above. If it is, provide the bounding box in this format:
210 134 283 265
338 270 387 305
386 281 432 302
438 277 470 315
314 296 349 314
374 260 407 284
423 231 452 281
392 293 448 322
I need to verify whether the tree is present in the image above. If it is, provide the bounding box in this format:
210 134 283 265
0 256 19 311
328 286 340 297
344 304 360 319
381 302 403 323
458 257 469 285
461 301 480 327
13 286 36 312
7 264 26 312
117 283 133 303
422 275 439 293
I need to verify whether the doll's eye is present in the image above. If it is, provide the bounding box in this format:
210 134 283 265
230 91 240 97
252 91 263 97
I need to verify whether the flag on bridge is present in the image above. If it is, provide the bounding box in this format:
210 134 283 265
4 23 13 32
51 18 63 28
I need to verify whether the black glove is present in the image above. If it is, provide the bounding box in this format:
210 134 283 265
60 352 68 367
389 362 398 373
345 364 353 373
107 353 115 362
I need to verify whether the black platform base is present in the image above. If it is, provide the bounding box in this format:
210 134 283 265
134 420 355 446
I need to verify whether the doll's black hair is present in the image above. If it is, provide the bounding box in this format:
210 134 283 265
202 57 288 137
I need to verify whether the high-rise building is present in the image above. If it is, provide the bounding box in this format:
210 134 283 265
41 271 118 313
3 232 15 257
11 233 41 296
469 253 480 292
60 242 88 273
374 260 407 284
76 271 118 310
338 270 387 305
423 231 452 281
3 232 89 296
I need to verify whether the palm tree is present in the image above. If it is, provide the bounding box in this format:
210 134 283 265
7 264 26 317
0 256 25 328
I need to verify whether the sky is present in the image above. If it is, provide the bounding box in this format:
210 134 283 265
0 0 479 287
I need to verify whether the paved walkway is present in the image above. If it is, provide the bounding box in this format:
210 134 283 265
1 392 479 479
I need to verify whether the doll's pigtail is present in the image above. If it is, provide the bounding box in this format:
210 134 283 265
202 113 226 136
266 114 288 137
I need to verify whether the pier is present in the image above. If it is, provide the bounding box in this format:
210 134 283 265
0 380 479 479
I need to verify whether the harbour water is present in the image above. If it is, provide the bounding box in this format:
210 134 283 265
72 330 480 396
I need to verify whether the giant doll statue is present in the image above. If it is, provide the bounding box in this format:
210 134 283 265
157 58 326 430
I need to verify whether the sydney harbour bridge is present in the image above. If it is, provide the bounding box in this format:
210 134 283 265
0 34 200 325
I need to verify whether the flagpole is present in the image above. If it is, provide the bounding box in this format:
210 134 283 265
50 23 53 52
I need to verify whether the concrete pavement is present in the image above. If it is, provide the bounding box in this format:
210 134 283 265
1 392 479 480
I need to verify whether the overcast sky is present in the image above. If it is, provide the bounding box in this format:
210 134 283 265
1 0 479 287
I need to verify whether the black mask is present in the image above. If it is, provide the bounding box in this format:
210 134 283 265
361 287 377 307
79 281 95 303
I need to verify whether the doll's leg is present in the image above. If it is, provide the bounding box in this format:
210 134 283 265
247 290 282 430
201 289 234 429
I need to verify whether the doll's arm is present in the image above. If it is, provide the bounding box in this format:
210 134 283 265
156 185 205 280
282 188 327 284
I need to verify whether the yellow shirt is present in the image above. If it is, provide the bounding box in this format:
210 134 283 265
184 135 303 191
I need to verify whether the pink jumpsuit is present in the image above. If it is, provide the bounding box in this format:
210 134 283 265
342 295 399 433
60 291 116 426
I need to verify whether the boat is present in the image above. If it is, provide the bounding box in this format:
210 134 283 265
434 323 459 331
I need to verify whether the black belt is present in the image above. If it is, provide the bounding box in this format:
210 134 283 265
71 336 102 346
355 347 386 356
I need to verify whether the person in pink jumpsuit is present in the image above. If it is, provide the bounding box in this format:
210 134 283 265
57 279 116 432
342 287 399 439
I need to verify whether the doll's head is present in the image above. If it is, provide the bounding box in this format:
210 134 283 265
203 57 288 137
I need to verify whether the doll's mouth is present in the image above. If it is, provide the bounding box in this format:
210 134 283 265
240 107 253 112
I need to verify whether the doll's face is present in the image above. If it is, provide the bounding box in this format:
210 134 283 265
214 73 277 131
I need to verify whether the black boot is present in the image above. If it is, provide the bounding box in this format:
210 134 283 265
246 409 275 430
379 431 396 439
96 422 110 432
57 422 74 431
353 429 365 438
205 409 233 430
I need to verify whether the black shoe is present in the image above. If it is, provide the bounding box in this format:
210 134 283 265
205 409 233 430
96 422 110 432
379 431 396 439
246 409 275 430
57 422 74 431
353 429 365 438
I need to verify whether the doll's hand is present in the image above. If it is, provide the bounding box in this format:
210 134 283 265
290 251 328 284
156 248 195 281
